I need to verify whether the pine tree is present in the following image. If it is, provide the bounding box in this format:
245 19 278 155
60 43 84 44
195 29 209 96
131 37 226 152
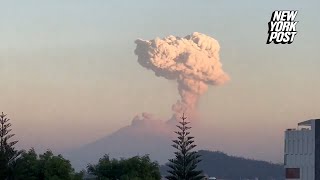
0 112 22 179
166 113 205 180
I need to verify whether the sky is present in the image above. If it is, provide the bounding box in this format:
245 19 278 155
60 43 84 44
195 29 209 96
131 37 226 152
1 0 319 163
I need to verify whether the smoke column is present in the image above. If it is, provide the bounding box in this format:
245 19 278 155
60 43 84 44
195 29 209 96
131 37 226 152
134 32 229 121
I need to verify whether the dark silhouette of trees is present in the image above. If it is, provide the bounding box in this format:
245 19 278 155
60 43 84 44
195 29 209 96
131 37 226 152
13 149 82 180
0 112 82 179
87 154 161 180
166 113 204 180
0 112 22 179
13 148 39 180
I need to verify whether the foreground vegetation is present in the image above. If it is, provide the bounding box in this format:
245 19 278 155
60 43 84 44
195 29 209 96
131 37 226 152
166 114 204 180
87 155 161 180
11 149 83 180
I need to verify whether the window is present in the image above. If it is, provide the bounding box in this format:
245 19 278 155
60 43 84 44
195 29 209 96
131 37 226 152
284 155 287 165
286 168 300 179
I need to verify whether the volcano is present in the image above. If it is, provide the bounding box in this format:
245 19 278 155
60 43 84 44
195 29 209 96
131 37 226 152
64 113 175 171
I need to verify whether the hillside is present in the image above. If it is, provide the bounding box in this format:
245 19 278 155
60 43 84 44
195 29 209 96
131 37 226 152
161 150 284 180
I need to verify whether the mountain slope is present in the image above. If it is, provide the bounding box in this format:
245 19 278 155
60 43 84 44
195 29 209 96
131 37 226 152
63 116 174 171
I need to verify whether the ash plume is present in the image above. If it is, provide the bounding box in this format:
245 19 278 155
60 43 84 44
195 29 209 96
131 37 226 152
134 32 229 120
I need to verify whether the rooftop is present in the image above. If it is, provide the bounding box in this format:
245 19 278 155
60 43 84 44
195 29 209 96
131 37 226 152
285 119 320 132
298 120 313 127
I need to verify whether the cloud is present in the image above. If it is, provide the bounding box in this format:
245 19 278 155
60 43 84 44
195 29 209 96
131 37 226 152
134 32 229 120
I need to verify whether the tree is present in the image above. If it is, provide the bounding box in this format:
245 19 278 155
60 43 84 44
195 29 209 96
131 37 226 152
0 112 22 179
13 148 39 180
87 154 161 180
166 113 204 180
0 112 82 179
13 149 82 180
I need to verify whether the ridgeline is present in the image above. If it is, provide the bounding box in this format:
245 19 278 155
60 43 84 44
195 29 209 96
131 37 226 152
161 150 284 180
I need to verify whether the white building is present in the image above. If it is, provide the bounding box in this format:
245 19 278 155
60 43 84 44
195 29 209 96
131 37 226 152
284 119 320 180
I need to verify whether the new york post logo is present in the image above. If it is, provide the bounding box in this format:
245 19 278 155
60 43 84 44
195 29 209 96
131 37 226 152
267 10 298 44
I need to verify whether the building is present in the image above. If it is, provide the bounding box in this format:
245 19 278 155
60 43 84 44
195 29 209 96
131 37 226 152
284 119 320 180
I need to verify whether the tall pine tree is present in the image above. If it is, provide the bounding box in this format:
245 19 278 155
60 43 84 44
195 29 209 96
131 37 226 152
166 113 204 180
0 112 22 179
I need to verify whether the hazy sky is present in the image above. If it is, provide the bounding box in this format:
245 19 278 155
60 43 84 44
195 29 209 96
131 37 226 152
1 0 319 163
